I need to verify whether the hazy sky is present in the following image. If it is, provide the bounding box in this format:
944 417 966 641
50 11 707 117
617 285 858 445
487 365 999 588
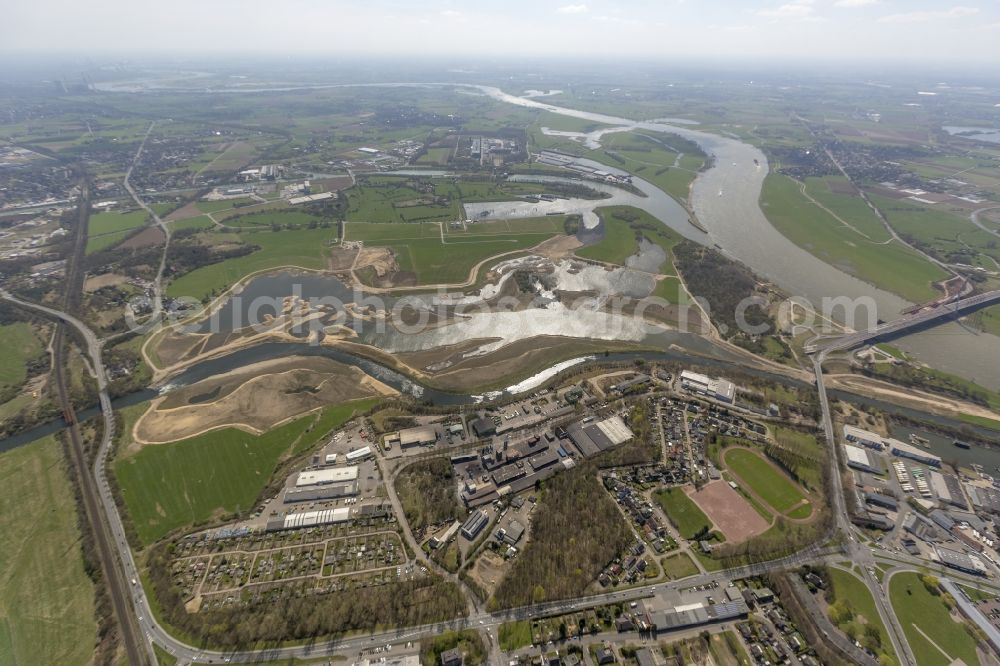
4 0 999 64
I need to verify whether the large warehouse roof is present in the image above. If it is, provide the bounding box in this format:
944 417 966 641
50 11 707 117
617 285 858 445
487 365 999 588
398 426 437 447
274 507 351 531
596 416 634 445
295 465 359 487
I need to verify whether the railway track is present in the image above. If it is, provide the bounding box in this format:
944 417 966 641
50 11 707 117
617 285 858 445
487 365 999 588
48 179 150 665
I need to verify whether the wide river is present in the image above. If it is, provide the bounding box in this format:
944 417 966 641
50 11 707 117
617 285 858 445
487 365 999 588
87 76 999 388
472 85 1000 389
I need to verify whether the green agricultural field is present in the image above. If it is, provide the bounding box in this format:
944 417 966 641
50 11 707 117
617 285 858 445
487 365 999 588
871 194 1000 268
195 198 255 214
826 568 897 662
89 209 148 236
0 322 43 387
344 221 560 285
345 177 463 224
417 147 452 165
804 176 891 241
576 216 638 265
889 572 981 666
655 487 712 539
168 215 214 232
771 427 823 461
115 399 377 545
345 221 436 241
165 226 336 302
603 131 705 204
761 175 946 303
222 211 322 228
661 552 699 580
723 448 808 514
576 206 682 276
0 435 96 665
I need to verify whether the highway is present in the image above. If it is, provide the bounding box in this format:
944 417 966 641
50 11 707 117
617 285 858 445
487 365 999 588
805 289 1000 355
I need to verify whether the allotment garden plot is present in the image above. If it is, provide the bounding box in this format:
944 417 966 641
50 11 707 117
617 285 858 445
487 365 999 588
169 521 413 614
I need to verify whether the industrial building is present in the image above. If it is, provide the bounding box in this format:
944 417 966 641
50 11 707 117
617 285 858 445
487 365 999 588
429 521 461 549
395 426 439 449
566 416 635 457
461 510 489 540
266 507 351 532
345 446 373 462
842 424 885 450
295 466 359 487
935 546 987 575
968 486 1000 515
864 492 898 512
283 482 358 503
844 444 882 475
650 598 750 633
679 370 736 403
889 439 941 467
497 520 525 546
471 418 496 438
289 191 335 205
930 471 968 509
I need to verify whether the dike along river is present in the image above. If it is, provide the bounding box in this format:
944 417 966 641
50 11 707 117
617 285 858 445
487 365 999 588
5 339 1000 466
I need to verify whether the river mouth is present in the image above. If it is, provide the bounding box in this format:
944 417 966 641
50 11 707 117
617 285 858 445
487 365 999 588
87 77 1000 389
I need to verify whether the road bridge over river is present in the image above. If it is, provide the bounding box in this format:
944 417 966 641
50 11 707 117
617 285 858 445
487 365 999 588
805 290 1000 355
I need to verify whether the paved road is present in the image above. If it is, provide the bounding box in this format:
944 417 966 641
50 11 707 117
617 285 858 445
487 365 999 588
121 121 172 335
813 351 916 666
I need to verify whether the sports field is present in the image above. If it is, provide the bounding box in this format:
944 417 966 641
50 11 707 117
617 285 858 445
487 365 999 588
722 447 810 516
115 398 377 545
0 435 96 665
655 486 711 539
889 572 980 666
686 480 769 543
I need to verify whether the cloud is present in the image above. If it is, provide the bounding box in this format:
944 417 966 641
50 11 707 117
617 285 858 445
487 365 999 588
878 5 979 23
441 9 462 18
833 0 878 7
757 0 822 21
556 4 589 14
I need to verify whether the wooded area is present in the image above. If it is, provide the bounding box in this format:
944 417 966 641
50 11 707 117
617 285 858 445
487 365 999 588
491 463 632 609
394 457 465 533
